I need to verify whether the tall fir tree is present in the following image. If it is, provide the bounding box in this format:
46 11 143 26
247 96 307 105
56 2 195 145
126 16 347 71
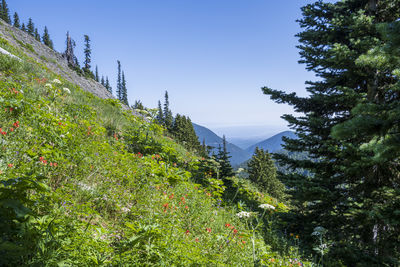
83 35 92 76
34 28 40 42
216 135 234 178
116 60 122 101
105 76 112 94
95 66 99 82
42 26 53 49
26 18 34 36
247 148 285 200
13 12 20 28
21 23 26 32
163 91 173 131
1 0 10 24
263 0 400 264
101 76 105 86
121 71 128 105
156 100 164 125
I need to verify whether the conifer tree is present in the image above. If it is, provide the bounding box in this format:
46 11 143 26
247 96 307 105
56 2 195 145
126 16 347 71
263 0 400 264
34 28 40 42
163 91 173 130
101 76 105 86
1 0 10 24
156 100 164 125
64 32 77 67
42 26 53 49
13 12 20 28
21 23 26 32
105 76 112 94
216 135 233 178
95 66 99 82
26 18 34 36
247 148 285 200
83 35 92 76
121 71 128 105
116 60 122 101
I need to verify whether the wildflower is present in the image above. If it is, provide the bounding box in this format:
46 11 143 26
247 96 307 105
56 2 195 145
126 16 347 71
312 226 326 236
63 87 71 94
206 228 211 233
7 163 13 168
52 79 62 84
185 230 190 235
10 127 14 132
185 206 188 209
233 229 238 234
13 121 19 128
259 203 275 210
39 157 44 161
45 83 53 89
290 233 294 236
242 240 246 244
195 238 199 242
169 193 174 199
295 235 299 239
236 211 251 218
225 223 231 228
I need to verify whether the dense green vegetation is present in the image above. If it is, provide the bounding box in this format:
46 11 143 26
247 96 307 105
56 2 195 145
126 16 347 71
0 37 309 265
264 0 400 265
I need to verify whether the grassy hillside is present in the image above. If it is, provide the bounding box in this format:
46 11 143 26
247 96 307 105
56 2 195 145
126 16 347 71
0 27 310 266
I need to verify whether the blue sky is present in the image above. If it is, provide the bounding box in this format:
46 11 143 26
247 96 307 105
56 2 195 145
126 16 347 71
9 0 333 139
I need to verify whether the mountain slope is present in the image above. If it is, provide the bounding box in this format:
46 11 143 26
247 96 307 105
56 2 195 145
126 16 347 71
245 131 297 154
0 19 308 266
192 123 252 165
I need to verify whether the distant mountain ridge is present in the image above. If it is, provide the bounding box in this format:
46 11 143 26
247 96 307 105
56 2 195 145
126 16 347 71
192 123 252 166
245 131 297 154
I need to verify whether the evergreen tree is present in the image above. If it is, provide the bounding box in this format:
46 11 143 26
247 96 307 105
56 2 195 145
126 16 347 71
1 0 10 24
133 100 144 110
263 0 400 264
156 100 164 125
64 32 77 67
121 71 128 105
171 114 203 154
116 60 122 101
34 28 40 42
21 23 26 32
13 12 20 28
163 91 173 130
247 148 285 200
95 66 99 82
83 35 92 75
216 135 234 178
105 76 112 94
42 26 53 49
101 76 105 86
26 18 34 36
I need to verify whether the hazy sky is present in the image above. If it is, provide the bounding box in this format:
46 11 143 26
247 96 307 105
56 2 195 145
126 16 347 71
9 0 333 138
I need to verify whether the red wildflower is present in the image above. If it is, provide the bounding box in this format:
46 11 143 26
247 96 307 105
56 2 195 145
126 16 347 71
169 193 174 199
10 128 14 132
39 156 44 162
185 206 188 209
225 223 231 228
50 162 53 167
233 229 238 234
195 238 199 242
206 228 211 233
7 163 13 168
185 230 190 235
242 241 246 244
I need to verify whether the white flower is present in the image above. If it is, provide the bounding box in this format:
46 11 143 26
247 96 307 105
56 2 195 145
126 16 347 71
20 90 24 94
312 226 327 236
63 88 71 94
121 207 130 213
45 83 52 89
77 182 94 192
236 211 251 218
52 79 62 84
259 204 275 210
